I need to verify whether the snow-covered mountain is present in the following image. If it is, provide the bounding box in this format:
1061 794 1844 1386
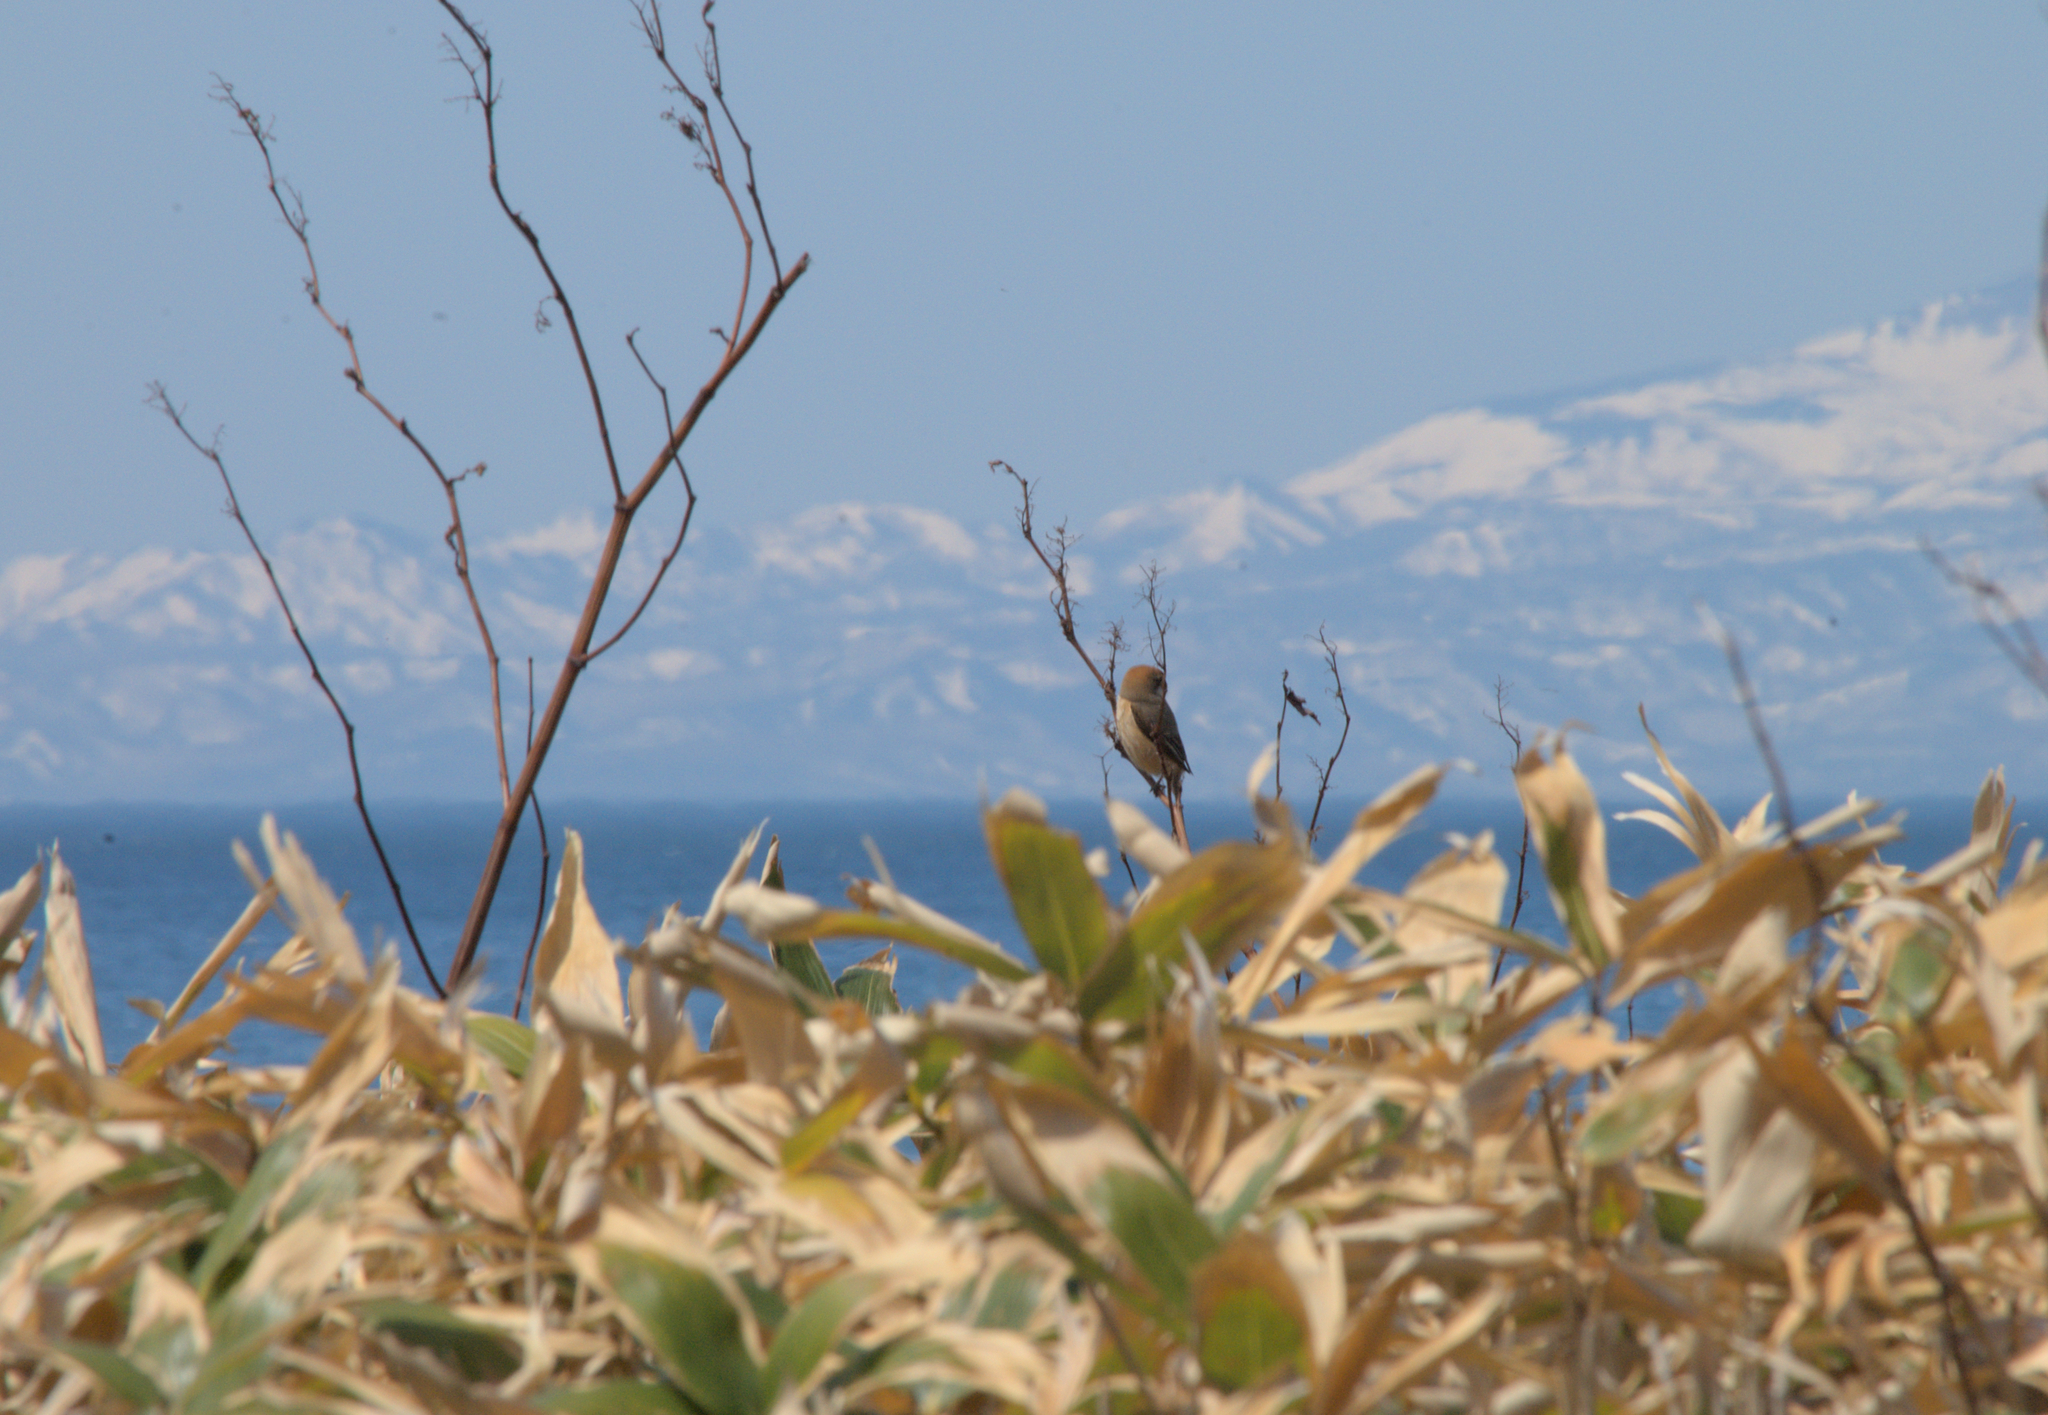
6 281 2047 808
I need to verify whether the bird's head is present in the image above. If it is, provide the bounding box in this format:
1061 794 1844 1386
1120 663 1168 704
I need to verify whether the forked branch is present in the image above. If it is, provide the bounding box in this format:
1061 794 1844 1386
994 461 1191 846
1923 503 2048 702
1302 627 1351 845
215 80 514 815
438 2 627 506
149 388 446 999
446 1 809 984
991 460 1114 706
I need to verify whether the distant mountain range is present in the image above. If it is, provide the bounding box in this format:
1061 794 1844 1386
6 279 2047 813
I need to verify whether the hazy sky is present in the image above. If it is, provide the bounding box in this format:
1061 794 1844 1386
6 3 2047 563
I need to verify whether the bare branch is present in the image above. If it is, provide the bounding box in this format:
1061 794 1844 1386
513 657 550 1023
1270 668 1321 803
437 3 628 505
448 3 809 983
583 329 700 661
990 460 1114 705
213 79 514 812
697 2 782 285
149 386 445 1000
1485 677 1532 954
1136 561 1175 673
995 462 1191 844
1303 627 1351 846
636 0 756 356
1924 523 2048 700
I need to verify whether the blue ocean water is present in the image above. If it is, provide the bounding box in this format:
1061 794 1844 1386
0 794 2012 1068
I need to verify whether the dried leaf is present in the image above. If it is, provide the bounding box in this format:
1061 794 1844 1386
41 847 104 1074
533 830 626 1039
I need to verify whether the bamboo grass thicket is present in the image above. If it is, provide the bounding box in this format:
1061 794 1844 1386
3 730 2046 1413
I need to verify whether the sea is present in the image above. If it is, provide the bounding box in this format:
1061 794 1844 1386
0 794 2013 1069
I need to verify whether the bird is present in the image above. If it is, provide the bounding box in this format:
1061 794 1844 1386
1115 663 1191 789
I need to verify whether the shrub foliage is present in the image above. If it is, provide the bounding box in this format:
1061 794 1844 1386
1 734 2044 1413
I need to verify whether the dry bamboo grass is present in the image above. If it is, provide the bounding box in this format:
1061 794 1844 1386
3 730 2046 1414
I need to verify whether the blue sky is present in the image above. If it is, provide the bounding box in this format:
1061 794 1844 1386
5 6 2048 813
5 4 2046 560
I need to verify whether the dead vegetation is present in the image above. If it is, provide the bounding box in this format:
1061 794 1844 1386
3 721 2046 1414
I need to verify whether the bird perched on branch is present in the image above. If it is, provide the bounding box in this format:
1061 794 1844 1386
1115 663 1191 789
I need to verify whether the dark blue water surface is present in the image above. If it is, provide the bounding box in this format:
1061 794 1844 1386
0 795 2016 1067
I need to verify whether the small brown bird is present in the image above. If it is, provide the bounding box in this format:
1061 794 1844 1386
1115 663 1191 787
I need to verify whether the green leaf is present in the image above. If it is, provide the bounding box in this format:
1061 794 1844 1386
357 1299 520 1383
764 1269 885 1397
985 809 1113 993
752 907 1031 983
1652 1188 1704 1245
597 1244 764 1415
1884 931 1951 1023
772 941 837 999
975 1263 1042 1331
781 1083 871 1173
467 1013 537 1078
274 1157 362 1230
51 1341 162 1409
1091 1167 1218 1315
1580 1053 1714 1165
534 1382 698 1415
1210 1120 1302 1238
126 1310 207 1400
1198 1285 1304 1391
1540 818 1610 971
761 838 839 999
192 1125 311 1298
833 958 900 1017
1084 842 1297 1020
187 1280 298 1412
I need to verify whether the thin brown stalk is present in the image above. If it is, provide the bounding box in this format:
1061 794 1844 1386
583 329 701 663
694 3 783 284
1698 607 1827 974
214 82 514 815
1924 519 2048 701
149 388 446 999
1705 603 2001 1414
514 658 550 1022
1303 626 1351 846
437 4 627 506
447 2 808 983
1271 667 1320 806
637 0 756 355
991 460 1114 704
993 462 1194 846
1487 676 1532 984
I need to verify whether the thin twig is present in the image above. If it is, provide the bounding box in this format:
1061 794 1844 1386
514 658 550 1022
696 2 782 285
1136 561 1174 674
214 81 513 814
1270 669 1314 804
584 329 701 662
1703 604 2002 1413
1924 519 2048 700
149 388 445 1000
1486 677 1532 984
437 4 627 506
1698 606 1827 976
448 1 809 983
990 461 1114 704
1303 627 1351 846
637 0 755 357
